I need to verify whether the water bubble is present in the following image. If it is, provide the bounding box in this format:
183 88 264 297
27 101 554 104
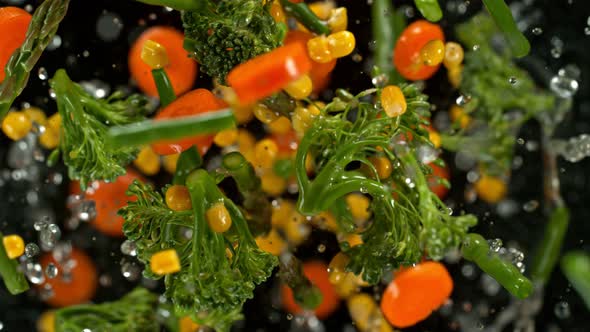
49 88 56 99
47 35 62 51
509 76 517 84
52 242 72 263
417 145 438 164
287 314 294 320
497 200 519 218
487 238 503 252
121 240 137 256
25 243 40 258
39 283 54 301
39 224 61 250
317 244 326 253
554 134 590 162
585 27 590 35
25 262 45 284
472 45 480 51
523 200 539 212
550 75 579 98
554 301 570 319
45 263 59 279
121 261 141 281
456 94 472 106
7 135 35 169
74 200 97 222
371 73 388 88
34 221 47 231
99 274 112 287
461 263 477 280
532 27 543 35
38 67 48 80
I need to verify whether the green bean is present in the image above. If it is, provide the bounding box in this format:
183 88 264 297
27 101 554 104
222 152 260 193
0 232 29 295
134 0 203 11
561 251 590 310
106 109 236 148
530 207 569 284
462 233 533 299
173 146 202 185
372 0 405 84
152 69 176 108
279 0 331 35
482 0 530 57
414 0 442 22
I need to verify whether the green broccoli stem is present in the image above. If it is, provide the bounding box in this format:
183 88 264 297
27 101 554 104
462 233 533 299
133 0 204 11
106 110 236 148
152 69 176 107
530 206 569 285
414 0 442 22
371 0 405 85
279 0 330 35
561 251 590 310
173 146 202 185
481 0 530 57
0 232 29 295
278 253 323 310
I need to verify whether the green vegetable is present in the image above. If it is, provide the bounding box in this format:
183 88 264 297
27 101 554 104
279 253 323 310
0 0 70 122
50 69 151 188
371 0 405 84
172 146 203 185
0 232 29 295
135 0 200 11
181 0 286 83
462 233 533 299
561 251 590 310
106 109 235 149
481 0 530 57
152 68 176 107
414 0 442 22
294 86 476 284
54 288 159 332
279 0 330 35
531 207 569 284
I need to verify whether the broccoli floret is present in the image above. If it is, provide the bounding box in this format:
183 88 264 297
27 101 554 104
181 0 286 83
49 69 151 188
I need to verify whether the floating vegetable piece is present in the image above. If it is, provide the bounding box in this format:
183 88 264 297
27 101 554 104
371 0 405 84
413 0 443 22
0 7 31 83
393 20 444 81
279 0 330 35
531 206 569 284
0 231 29 295
481 0 530 57
561 251 590 310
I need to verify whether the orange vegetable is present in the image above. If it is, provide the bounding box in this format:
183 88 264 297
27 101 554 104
380 261 453 328
151 89 227 155
269 129 299 157
0 7 32 83
129 26 197 97
39 247 98 307
427 162 450 199
393 20 444 81
282 260 340 319
227 43 312 105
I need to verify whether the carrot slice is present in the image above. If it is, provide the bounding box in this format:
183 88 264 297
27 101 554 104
427 162 450 199
129 26 197 97
0 7 32 83
227 43 312 105
39 247 98 307
380 261 453 328
151 88 227 155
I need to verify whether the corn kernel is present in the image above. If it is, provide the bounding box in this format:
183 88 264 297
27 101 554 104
254 138 279 169
368 156 392 179
47 113 61 132
39 128 60 149
448 64 463 88
345 194 371 224
307 101 325 115
141 40 169 69
328 252 349 284
292 106 319 137
237 129 256 153
327 31 356 58
23 107 47 125
348 294 392 332
380 85 407 118
253 103 280 124
261 171 287 196
214 128 238 147
312 211 338 232
420 39 445 66
179 316 200 332
284 74 313 100
163 153 180 173
37 310 55 332
449 104 471 128
256 229 286 256
2 111 32 141
307 36 334 64
151 249 181 275
267 116 292 135
166 185 192 211
309 1 335 20
270 0 286 24
327 7 348 32
271 199 295 228
206 202 232 233
305 153 315 174
134 146 161 176
342 233 363 247
3 234 24 259
475 174 507 204
284 210 310 246
429 129 441 148
443 41 464 69
232 105 254 124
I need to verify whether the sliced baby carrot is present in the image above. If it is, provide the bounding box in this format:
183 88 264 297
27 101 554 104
282 260 340 319
380 261 453 328
227 43 312 105
39 247 98 307
129 26 197 97
393 20 444 81
0 7 32 83
151 88 227 155
270 129 299 157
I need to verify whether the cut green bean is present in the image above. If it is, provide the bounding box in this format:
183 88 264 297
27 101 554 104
482 0 530 57
279 0 331 35
462 233 533 299
372 0 405 84
414 0 442 22
561 251 590 310
0 232 29 295
152 68 176 108
106 109 236 148
530 206 569 284
134 0 203 11
278 254 323 310
173 146 202 185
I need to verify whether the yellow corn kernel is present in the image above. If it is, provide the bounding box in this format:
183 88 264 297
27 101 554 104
237 129 256 153
39 128 60 149
284 210 310 246
420 39 445 66
327 7 348 32
448 64 463 88
214 128 238 147
163 153 180 173
292 106 319 137
327 31 356 58
267 116 292 135
206 202 232 233
328 252 349 284
165 185 192 211
309 1 335 20
307 36 334 64
133 146 161 176
284 75 313 100
380 85 407 118
179 316 200 332
151 249 181 275
345 194 371 224
232 105 254 124
312 211 338 232
261 171 287 196
47 113 61 132
3 234 24 259
2 111 32 141
256 229 286 256
443 41 464 69
348 293 377 331
449 104 471 128
141 40 169 69
253 103 280 124
475 174 507 204
368 156 392 179
429 129 441 148
270 0 286 24
305 153 315 174
343 233 363 247
271 199 295 228
254 138 279 169
37 310 55 332
23 107 47 125
307 101 325 115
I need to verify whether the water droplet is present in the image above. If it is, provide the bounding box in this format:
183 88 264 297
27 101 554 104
456 94 472 106
74 200 97 222
317 244 326 253
286 314 294 320
49 89 56 99
461 263 476 280
34 221 47 231
39 283 54 300
96 12 124 42
7 135 35 169
472 45 480 51
120 240 137 256
80 80 111 99
417 145 438 164
121 261 141 281
371 73 388 88
99 274 112 287
25 243 40 258
25 262 45 284
47 35 62 51
45 263 58 279
550 75 579 98
554 301 570 319
532 27 543 35
523 200 539 212
487 238 503 252
509 76 517 84
39 224 61 250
